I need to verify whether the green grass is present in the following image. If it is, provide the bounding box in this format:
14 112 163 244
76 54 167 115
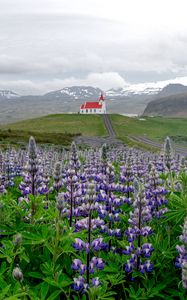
0 114 107 147
0 129 76 147
110 114 187 143
1 114 107 136
1 113 187 149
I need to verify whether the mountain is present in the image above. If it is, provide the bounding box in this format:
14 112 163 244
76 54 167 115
0 87 104 124
143 92 187 117
106 85 161 97
44 86 102 100
157 83 187 97
1 82 187 124
106 79 187 98
0 90 19 100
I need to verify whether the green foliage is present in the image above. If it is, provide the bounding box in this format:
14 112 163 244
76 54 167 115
1 164 187 299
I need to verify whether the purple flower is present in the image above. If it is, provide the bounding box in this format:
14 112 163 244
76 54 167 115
141 243 154 258
72 238 85 251
71 259 82 271
90 257 105 270
144 260 154 273
91 238 107 251
123 243 134 255
140 226 153 237
80 264 86 275
72 276 84 291
92 277 100 287
125 227 137 242
124 260 134 273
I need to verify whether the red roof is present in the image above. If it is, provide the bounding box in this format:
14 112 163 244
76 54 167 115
81 102 102 109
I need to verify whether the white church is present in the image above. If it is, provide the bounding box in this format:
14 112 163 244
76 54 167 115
79 93 106 114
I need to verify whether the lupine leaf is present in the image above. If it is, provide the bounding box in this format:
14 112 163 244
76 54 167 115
0 285 11 300
41 282 49 300
47 290 62 300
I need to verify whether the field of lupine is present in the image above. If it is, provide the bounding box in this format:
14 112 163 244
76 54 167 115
0 137 187 299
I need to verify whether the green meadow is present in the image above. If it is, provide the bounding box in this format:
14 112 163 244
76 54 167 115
1 114 187 148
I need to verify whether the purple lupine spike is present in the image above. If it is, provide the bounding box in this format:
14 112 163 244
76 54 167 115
53 162 62 192
124 180 154 276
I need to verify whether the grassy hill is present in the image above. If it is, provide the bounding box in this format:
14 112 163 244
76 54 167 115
1 113 187 149
0 114 107 146
110 114 187 145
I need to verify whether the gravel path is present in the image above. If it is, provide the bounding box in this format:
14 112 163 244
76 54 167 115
130 135 187 155
102 114 116 137
74 136 123 147
75 115 187 154
74 114 123 147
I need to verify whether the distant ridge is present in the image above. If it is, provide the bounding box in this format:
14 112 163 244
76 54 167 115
143 84 187 116
44 86 103 100
1 83 187 124
157 83 187 97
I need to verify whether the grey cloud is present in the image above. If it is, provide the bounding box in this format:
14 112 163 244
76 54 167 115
0 6 187 89
0 72 127 95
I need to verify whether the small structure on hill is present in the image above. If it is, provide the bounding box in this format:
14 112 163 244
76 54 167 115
80 93 106 114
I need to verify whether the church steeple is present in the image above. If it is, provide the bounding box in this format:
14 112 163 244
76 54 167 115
99 93 105 103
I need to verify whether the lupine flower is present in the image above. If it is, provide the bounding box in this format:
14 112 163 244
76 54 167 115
72 259 82 271
72 276 85 291
71 181 105 291
69 142 81 173
72 238 86 251
75 217 105 231
91 257 105 270
145 164 168 219
92 277 100 287
141 243 154 258
91 238 107 251
53 162 62 192
164 136 174 170
139 260 154 274
124 181 154 276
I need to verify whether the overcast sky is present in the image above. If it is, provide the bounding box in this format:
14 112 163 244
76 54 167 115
1 0 187 94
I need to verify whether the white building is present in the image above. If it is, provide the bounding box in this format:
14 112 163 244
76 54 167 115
80 94 106 114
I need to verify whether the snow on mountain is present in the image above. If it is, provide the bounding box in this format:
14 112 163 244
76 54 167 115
0 90 19 99
106 76 187 97
2 76 187 103
107 83 163 97
44 86 102 100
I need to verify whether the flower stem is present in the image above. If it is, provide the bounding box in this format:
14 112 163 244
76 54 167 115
86 210 91 285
